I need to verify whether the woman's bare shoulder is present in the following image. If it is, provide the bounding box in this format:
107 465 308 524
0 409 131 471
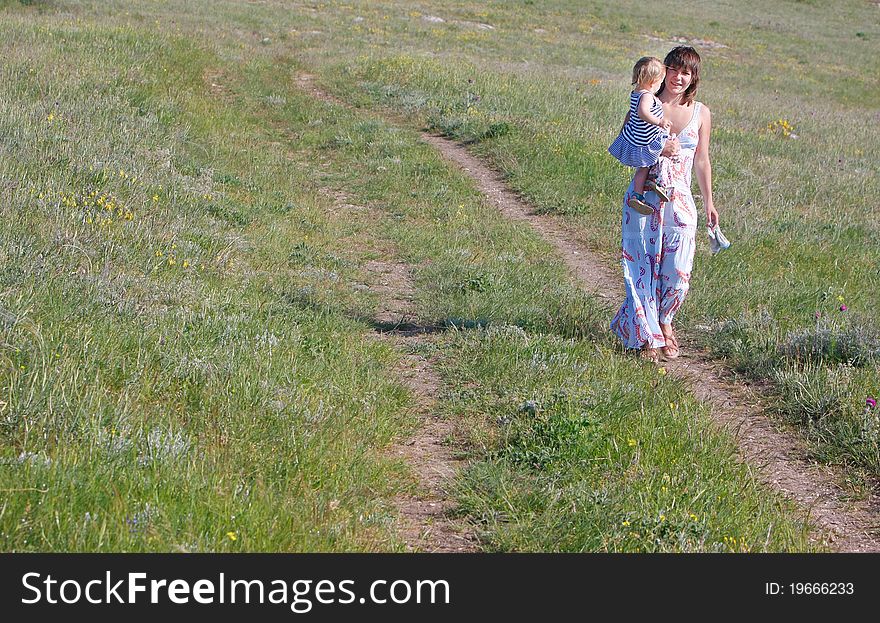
695 101 711 132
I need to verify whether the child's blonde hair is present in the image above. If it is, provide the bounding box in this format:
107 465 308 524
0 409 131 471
631 56 665 89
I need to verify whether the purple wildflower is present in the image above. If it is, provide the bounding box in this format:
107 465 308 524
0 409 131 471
839 305 847 312
867 397 877 409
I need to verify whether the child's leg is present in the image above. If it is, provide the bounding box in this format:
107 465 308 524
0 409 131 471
634 166 649 195
627 167 655 215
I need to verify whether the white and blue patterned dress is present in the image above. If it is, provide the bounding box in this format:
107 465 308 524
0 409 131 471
608 90 668 168
610 102 703 349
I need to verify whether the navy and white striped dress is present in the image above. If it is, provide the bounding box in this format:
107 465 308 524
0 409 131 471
608 90 668 168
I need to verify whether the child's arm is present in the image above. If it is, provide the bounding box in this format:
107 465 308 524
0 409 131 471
637 93 673 131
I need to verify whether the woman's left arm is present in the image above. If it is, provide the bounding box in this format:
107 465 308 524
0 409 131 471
694 104 719 228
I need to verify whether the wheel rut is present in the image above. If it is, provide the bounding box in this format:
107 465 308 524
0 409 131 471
329 188 477 553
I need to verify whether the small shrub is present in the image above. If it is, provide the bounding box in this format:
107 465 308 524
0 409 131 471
779 317 880 366
772 363 852 425
497 391 604 471
499 408 601 470
701 310 779 376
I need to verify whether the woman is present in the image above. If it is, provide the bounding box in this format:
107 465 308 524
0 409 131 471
610 46 719 362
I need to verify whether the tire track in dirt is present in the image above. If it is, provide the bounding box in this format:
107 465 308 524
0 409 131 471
206 67 474 551
298 74 476 551
328 188 477 553
296 71 880 552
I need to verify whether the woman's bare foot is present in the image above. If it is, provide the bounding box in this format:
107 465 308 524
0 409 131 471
640 347 661 363
660 324 680 359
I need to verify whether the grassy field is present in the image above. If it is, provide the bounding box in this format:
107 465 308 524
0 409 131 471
306 0 880 478
4 0 876 551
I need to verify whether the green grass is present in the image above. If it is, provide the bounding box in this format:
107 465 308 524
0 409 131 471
0 16 418 551
294 0 880 479
438 328 813 551
1 0 863 551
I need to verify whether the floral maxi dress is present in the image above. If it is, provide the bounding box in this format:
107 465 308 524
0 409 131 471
610 102 703 349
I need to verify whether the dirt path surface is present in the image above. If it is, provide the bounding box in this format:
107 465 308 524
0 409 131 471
365 257 476 552
329 187 477 553
298 72 880 552
300 74 477 552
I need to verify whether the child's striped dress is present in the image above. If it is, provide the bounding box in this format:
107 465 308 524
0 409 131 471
608 90 668 168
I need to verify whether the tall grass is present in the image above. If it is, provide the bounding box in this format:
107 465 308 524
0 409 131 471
440 328 814 551
0 0 852 551
0 15 417 551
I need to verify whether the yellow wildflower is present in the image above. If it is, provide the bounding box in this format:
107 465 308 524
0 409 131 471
226 531 237 541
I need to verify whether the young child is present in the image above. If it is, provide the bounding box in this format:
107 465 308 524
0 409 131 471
608 56 673 215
